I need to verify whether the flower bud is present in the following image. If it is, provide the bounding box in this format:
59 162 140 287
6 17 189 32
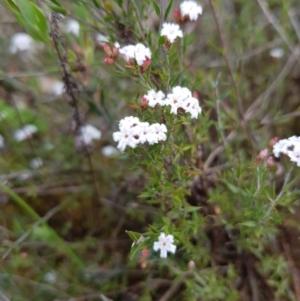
104 58 114 65
174 8 182 23
255 148 268 165
268 137 279 149
266 156 276 171
103 44 113 57
141 97 148 110
188 260 195 270
112 43 120 59
140 57 151 73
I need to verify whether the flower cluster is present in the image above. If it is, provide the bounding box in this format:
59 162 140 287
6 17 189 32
119 43 151 68
142 86 202 119
113 116 167 152
160 23 183 44
153 233 176 258
175 0 203 24
14 124 38 142
273 136 300 166
79 125 102 145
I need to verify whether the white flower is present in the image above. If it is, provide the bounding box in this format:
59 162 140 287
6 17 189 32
165 86 202 118
273 136 300 166
113 125 139 152
9 33 35 53
114 42 120 49
119 43 151 66
143 90 166 108
14 125 38 142
51 81 65 96
153 233 176 258
101 145 119 157
161 23 183 44
119 116 141 130
113 117 168 151
65 19 80 36
180 1 203 21
30 158 43 169
269 48 284 59
0 135 4 148
79 125 102 145
43 271 56 283
119 45 136 62
148 123 167 144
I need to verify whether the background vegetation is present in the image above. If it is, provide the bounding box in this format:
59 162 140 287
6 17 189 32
1 0 300 300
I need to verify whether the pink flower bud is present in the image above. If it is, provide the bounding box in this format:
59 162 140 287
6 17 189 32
268 137 279 149
188 260 195 270
141 97 148 110
174 8 181 23
103 44 113 58
192 91 199 99
140 57 151 73
266 156 276 171
112 46 119 59
104 58 114 65
255 148 269 165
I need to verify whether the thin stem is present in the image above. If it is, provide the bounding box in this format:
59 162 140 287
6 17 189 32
262 164 294 222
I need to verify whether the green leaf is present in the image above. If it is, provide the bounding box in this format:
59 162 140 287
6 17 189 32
125 230 141 241
48 4 67 15
92 0 100 8
31 3 48 35
151 0 160 17
15 0 35 21
159 35 165 45
5 0 21 14
112 0 123 7
164 0 174 21
240 221 256 227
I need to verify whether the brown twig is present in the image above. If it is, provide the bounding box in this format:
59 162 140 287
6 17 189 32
49 13 100 200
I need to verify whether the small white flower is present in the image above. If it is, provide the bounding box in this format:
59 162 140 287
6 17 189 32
30 158 43 169
9 33 35 53
165 86 202 118
113 117 168 151
180 0 203 21
269 48 284 59
65 19 80 36
79 125 102 145
161 23 183 44
148 123 167 144
143 90 166 108
134 43 152 66
119 116 141 130
101 145 119 157
113 126 139 152
119 45 136 62
44 271 56 283
114 42 120 49
119 44 151 66
14 125 38 142
153 233 176 258
273 136 300 166
51 81 65 96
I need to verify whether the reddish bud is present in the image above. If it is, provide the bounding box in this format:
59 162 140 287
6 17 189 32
266 156 276 171
141 248 149 257
104 58 114 65
255 148 269 165
188 260 195 270
112 46 119 59
141 97 148 110
268 137 279 149
174 8 181 23
214 205 221 215
192 91 199 99
140 57 151 73
103 44 113 57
